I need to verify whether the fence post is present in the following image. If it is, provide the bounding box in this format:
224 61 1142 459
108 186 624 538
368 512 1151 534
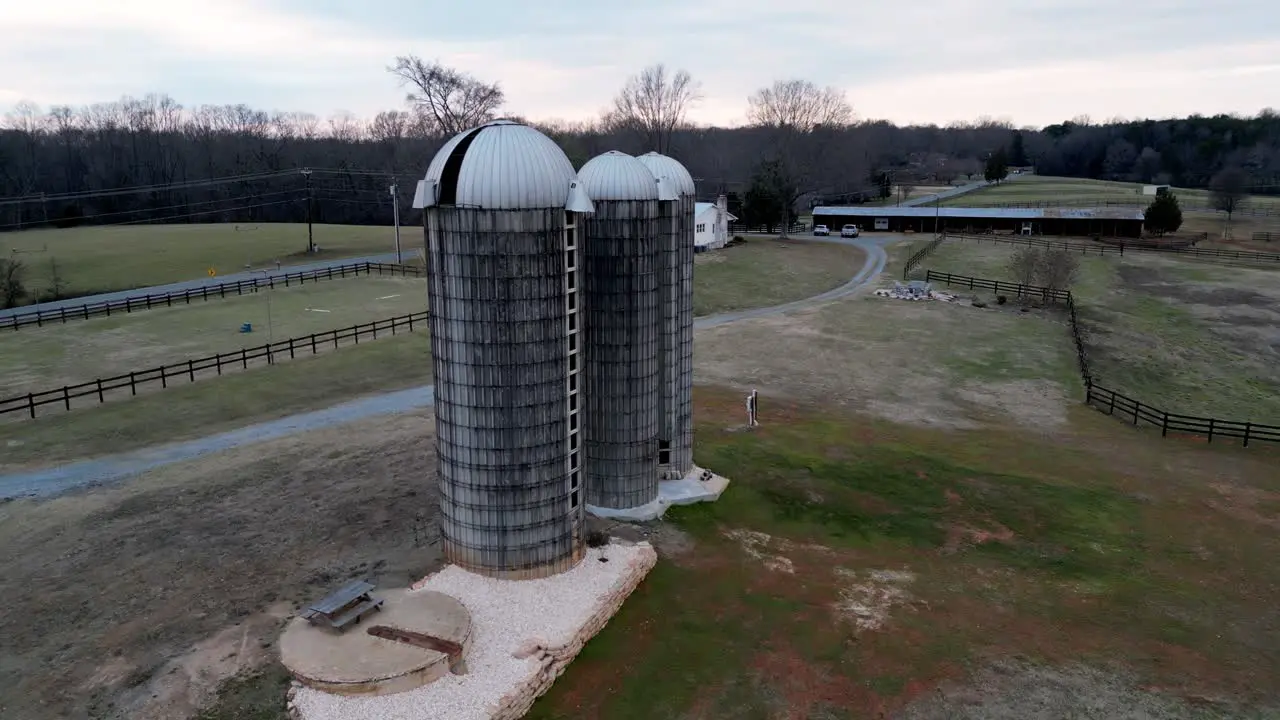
1243 422 1251 448
1108 392 1116 415
161 366 168 389
312 334 318 354
1207 418 1215 444
1161 412 1168 437
27 393 35 419
63 386 71 411
130 372 137 395
188 360 195 382
289 337 296 359
97 379 104 403
242 348 248 369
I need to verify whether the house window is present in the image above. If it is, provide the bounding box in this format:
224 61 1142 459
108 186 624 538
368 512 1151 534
696 223 706 233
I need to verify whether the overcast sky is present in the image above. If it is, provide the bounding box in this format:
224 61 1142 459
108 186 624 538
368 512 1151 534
2 0 1278 129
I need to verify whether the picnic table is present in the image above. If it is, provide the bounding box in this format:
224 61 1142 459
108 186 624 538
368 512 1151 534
301 579 384 631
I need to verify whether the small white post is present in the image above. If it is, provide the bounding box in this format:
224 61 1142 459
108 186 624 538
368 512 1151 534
390 183 402 264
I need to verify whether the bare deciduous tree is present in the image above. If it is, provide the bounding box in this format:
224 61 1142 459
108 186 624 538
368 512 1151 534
604 64 701 155
1007 247 1040 288
1007 247 1078 298
898 182 916 204
1 253 27 309
327 111 364 142
1209 166 1249 238
1037 249 1080 293
746 79 854 236
389 56 504 136
746 80 853 131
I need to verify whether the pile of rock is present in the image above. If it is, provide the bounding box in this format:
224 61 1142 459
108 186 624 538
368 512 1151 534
874 281 958 303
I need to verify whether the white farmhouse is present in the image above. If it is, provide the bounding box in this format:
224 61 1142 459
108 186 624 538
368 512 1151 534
694 195 737 250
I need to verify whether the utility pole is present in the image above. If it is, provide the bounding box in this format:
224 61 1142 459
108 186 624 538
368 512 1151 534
390 182 402 264
301 168 315 253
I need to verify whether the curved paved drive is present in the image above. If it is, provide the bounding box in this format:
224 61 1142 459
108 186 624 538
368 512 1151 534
0 236 889 500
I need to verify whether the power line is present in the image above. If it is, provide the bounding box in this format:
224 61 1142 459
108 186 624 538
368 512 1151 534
0 190 306 231
1 198 302 231
0 169 300 206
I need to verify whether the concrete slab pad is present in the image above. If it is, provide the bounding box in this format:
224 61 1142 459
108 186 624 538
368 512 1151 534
280 588 471 697
585 465 730 521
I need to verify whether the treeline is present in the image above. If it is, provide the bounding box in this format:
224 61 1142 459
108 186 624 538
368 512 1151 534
1 93 1277 232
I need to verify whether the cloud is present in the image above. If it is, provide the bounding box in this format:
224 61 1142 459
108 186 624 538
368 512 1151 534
850 41 1280 126
0 0 1275 127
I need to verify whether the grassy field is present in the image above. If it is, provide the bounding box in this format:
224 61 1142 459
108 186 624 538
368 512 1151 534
915 238 1280 423
0 223 411 301
0 239 863 462
940 174 1280 212
0 333 431 469
693 237 863 316
4 234 1279 718
5 386 1278 719
690 234 1082 435
525 388 1280 718
0 276 426 396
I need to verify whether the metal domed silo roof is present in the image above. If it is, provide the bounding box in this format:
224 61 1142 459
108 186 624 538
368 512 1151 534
636 152 696 197
577 151 665 202
418 119 594 211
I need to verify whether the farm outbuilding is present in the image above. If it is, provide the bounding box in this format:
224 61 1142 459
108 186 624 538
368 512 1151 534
693 196 736 250
812 206 1145 239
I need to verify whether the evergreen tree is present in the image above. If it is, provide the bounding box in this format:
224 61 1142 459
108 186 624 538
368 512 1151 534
742 159 796 231
984 148 1010 183
1009 130 1028 167
1143 192 1183 236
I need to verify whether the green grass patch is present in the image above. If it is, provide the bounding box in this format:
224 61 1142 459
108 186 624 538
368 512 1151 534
0 276 426 394
693 238 863 316
195 665 292 720
1 223 406 302
0 333 430 465
940 175 1280 212
683 418 1143 581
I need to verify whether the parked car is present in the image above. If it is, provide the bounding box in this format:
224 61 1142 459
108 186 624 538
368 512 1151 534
813 224 830 236
841 224 860 238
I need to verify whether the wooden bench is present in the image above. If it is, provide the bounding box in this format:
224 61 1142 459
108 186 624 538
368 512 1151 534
301 579 384 631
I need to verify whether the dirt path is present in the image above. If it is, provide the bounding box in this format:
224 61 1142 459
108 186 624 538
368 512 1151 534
0 237 888 501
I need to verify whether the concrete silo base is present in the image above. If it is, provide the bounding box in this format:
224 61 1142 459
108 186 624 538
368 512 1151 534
287 541 657 720
279 589 471 698
586 465 731 522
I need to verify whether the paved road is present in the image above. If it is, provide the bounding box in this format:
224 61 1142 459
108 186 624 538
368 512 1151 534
0 236 889 500
0 251 412 321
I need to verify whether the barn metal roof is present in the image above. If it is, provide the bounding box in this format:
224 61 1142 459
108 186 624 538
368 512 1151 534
635 152 696 197
577 151 661 201
418 119 593 211
813 206 1145 221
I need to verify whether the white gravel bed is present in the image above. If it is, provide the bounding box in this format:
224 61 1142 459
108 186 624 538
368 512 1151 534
289 541 657 720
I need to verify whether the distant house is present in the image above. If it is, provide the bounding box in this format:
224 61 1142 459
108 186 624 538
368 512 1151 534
694 196 737 250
